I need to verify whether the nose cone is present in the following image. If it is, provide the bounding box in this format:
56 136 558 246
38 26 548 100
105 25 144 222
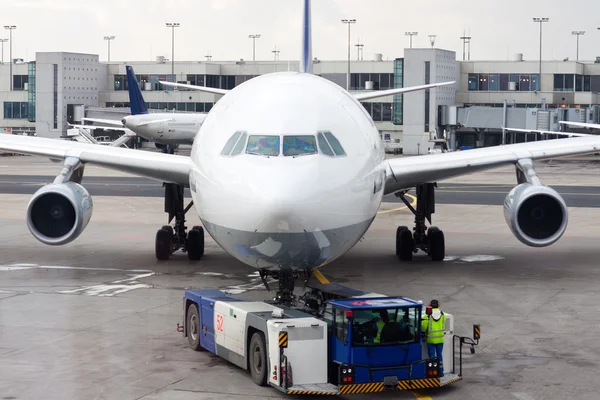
245 161 322 233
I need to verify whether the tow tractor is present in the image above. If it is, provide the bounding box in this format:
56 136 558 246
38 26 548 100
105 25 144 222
178 282 480 396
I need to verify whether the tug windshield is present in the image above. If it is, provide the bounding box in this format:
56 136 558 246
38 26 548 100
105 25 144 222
351 307 420 346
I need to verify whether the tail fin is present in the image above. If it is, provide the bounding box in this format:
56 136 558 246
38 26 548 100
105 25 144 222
126 65 149 115
300 0 312 74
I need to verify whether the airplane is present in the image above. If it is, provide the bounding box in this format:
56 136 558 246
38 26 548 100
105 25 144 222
3 0 600 305
84 65 207 154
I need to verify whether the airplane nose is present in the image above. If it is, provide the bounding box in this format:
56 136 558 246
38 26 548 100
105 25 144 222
248 165 321 232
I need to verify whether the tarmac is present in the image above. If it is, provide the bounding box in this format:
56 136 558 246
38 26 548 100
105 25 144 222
1 155 600 399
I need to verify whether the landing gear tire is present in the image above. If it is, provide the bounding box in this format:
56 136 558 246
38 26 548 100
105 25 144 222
186 303 205 351
187 226 205 261
155 228 173 260
249 332 268 386
162 225 174 237
428 227 445 262
396 226 413 261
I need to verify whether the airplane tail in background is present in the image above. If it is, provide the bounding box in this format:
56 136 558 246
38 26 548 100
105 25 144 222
300 0 312 74
126 65 149 115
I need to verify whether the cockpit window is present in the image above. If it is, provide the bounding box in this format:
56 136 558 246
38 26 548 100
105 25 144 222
220 132 242 156
283 136 317 157
317 133 335 156
230 132 247 156
318 132 346 157
246 135 280 156
324 132 346 156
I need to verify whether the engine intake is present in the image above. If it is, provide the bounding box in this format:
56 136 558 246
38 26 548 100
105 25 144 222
26 182 93 246
504 183 568 247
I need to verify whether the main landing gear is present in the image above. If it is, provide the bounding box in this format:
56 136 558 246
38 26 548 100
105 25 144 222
395 183 445 262
155 183 205 261
162 145 176 155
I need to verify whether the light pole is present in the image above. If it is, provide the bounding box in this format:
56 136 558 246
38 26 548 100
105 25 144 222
405 32 418 48
249 34 261 61
428 34 437 48
572 31 585 61
166 22 180 76
533 17 549 90
103 36 115 62
272 45 280 60
355 39 364 60
0 39 7 64
4 26 16 91
460 31 472 60
341 19 356 91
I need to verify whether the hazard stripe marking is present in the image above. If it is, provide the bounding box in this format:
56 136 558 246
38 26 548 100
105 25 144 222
278 332 288 348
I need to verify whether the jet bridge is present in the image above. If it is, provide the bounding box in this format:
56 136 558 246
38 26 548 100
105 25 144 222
438 104 600 149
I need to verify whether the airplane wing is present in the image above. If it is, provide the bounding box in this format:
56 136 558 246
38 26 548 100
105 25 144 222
0 134 191 185
559 121 600 130
158 80 455 102
353 81 454 101
503 127 592 137
383 136 600 193
158 81 230 96
82 117 124 126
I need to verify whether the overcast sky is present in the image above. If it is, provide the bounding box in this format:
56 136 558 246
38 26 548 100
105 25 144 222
1 0 599 64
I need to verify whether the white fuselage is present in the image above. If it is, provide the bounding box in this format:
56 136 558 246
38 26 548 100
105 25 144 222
123 113 205 145
189 72 386 271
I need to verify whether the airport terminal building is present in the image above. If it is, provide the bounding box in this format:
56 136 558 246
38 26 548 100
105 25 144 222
1 49 599 154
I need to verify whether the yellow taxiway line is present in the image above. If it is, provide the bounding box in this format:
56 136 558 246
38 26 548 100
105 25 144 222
412 391 433 400
377 193 417 215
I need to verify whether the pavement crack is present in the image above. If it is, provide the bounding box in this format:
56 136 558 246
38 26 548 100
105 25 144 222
524 288 565 318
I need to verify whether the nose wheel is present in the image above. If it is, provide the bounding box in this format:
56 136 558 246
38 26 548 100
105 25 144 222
395 183 445 262
155 183 205 261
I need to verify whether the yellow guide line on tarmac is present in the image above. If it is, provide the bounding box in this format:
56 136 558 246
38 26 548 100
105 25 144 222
412 392 433 400
377 194 417 214
312 268 330 284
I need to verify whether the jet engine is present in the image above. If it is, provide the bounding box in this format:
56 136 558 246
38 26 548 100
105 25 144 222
26 182 93 246
504 183 568 247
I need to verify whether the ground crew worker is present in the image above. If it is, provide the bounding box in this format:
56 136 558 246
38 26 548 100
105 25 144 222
373 309 389 343
421 299 446 375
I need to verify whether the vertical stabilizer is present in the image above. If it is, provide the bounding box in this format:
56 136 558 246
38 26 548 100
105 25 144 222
126 65 149 115
300 0 313 74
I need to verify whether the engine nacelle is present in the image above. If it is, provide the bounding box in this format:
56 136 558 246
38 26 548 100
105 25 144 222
504 183 568 247
26 182 93 246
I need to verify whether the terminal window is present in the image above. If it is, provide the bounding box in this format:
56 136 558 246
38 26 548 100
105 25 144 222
554 74 598 92
12 75 28 91
468 73 540 92
360 102 393 122
3 102 28 119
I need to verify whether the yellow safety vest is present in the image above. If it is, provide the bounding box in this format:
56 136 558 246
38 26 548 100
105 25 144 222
374 320 385 343
421 311 446 344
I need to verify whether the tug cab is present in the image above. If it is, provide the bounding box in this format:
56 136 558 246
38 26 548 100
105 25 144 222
322 296 464 393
